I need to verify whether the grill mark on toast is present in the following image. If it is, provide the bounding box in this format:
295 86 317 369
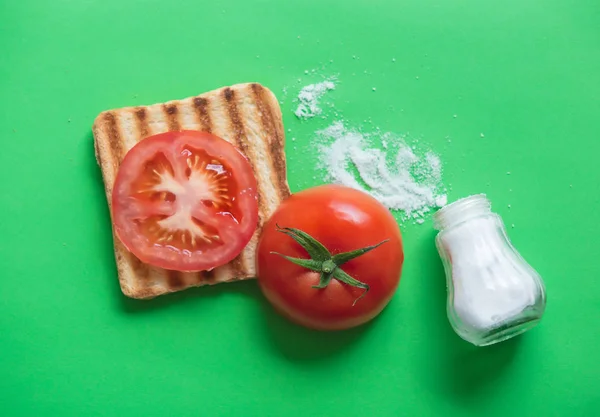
194 269 216 284
222 87 260 277
146 105 181 291
222 88 250 154
129 255 149 278
103 116 151 283
104 112 125 163
192 97 212 132
134 108 150 139
250 83 290 202
166 270 184 289
163 104 181 131
119 109 153 284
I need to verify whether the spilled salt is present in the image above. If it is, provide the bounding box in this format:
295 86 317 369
294 79 335 119
316 121 447 221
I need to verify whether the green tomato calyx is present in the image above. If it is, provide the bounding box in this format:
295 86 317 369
270 225 389 306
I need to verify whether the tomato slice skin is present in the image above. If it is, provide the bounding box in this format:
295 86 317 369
256 185 404 330
112 130 258 272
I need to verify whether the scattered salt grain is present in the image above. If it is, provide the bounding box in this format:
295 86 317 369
294 79 336 119
316 121 447 222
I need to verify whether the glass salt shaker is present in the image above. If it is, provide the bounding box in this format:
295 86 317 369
433 194 546 346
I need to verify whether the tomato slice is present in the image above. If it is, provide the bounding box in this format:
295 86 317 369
112 130 258 272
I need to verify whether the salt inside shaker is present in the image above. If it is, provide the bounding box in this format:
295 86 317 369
433 194 546 346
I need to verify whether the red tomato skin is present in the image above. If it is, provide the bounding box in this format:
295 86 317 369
256 185 404 330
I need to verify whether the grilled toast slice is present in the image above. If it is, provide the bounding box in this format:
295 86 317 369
93 83 290 299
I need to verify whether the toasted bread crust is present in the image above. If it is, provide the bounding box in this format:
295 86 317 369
93 83 290 299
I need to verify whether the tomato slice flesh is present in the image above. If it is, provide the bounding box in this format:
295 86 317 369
112 131 258 272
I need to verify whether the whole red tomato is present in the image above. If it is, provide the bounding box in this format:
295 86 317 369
256 185 404 330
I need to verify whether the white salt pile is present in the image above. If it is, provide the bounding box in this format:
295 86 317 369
317 121 447 221
294 80 336 119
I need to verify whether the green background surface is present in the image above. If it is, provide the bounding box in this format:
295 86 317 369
2 0 599 416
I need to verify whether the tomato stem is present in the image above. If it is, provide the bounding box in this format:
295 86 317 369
272 226 389 305
313 272 334 289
